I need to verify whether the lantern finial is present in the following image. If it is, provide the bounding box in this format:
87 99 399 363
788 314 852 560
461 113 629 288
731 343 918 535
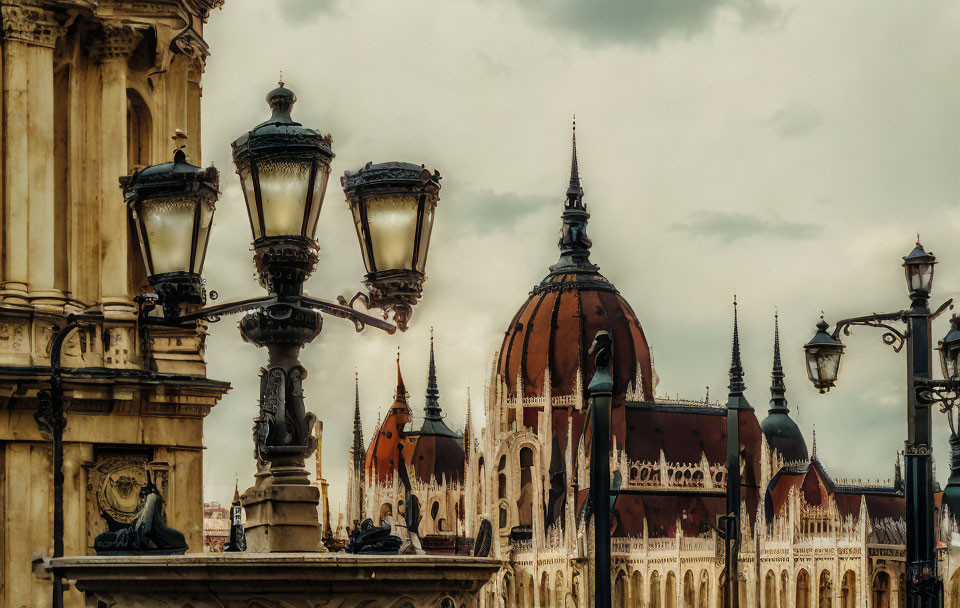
549 120 597 274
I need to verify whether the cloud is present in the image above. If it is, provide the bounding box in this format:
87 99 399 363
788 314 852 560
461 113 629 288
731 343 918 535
512 0 783 48
276 0 339 25
445 188 556 235
770 102 823 139
669 210 823 242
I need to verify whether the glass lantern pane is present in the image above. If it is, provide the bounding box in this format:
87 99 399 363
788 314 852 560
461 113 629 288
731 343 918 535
140 196 198 276
304 165 330 240
921 264 934 292
256 158 312 237
350 201 372 274
366 194 420 271
192 199 215 275
239 165 262 240
821 352 840 383
806 352 821 381
415 200 436 274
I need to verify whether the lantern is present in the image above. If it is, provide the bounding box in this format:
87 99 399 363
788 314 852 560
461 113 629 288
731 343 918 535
121 148 219 315
342 162 441 330
940 315 960 380
903 241 937 298
231 83 334 295
803 318 845 393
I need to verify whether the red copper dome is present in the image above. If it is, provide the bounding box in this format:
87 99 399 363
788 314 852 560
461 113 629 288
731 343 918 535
496 124 654 403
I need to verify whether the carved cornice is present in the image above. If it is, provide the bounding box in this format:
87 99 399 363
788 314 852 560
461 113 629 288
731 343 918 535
89 21 143 62
1 4 66 48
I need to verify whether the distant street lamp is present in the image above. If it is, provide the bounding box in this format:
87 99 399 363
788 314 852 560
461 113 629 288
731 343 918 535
803 240 959 608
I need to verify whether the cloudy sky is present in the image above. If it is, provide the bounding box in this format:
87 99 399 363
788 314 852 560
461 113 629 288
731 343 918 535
198 0 960 512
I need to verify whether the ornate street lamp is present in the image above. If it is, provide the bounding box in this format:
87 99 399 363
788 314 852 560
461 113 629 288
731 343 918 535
342 162 441 330
803 239 958 608
120 148 219 317
939 315 960 380
231 82 334 296
116 83 441 553
803 317 845 393
904 241 937 299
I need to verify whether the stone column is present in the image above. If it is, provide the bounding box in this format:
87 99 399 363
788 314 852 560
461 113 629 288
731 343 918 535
25 9 65 309
91 23 141 316
0 5 64 304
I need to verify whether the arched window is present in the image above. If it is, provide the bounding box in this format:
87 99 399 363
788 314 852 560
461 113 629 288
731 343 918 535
633 571 645 608
697 571 708 608
431 500 440 520
841 571 856 608
765 571 777 608
949 569 960 608
683 571 695 608
498 503 508 529
650 571 661 608
503 573 516 608
541 571 551 608
477 457 486 513
780 571 789 608
556 570 566 608
797 570 811 608
518 447 534 527
872 572 891 608
819 571 832 608
379 503 393 521
615 571 628 608
665 572 677 608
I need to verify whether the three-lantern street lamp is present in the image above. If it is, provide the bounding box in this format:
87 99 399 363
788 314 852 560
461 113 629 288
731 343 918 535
803 240 959 608
42 80 441 598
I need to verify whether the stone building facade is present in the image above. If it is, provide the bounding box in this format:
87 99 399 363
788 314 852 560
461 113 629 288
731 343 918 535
0 1 227 605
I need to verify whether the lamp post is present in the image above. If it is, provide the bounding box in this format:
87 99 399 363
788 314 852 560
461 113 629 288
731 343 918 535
803 240 956 608
124 83 440 550
587 330 613 608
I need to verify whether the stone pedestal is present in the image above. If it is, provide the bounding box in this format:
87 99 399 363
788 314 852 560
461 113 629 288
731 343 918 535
41 553 503 607
241 459 324 552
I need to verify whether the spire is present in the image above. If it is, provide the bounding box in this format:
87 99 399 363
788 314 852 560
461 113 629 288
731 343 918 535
351 370 364 468
393 347 409 411
811 427 818 461
233 477 240 505
549 118 597 275
769 310 789 414
419 328 460 438
728 296 746 397
567 116 582 206
424 327 442 420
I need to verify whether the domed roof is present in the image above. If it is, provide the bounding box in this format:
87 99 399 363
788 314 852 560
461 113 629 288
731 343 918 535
760 314 808 462
497 126 654 402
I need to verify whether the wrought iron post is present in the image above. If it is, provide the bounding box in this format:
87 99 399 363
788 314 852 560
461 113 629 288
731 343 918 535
34 314 98 608
588 331 613 608
906 291 939 608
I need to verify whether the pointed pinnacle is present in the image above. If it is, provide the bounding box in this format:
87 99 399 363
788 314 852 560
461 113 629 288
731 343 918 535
425 327 441 418
769 310 789 413
728 296 746 397
569 115 580 189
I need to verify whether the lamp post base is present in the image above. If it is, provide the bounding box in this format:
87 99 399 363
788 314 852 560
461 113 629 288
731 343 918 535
241 461 326 553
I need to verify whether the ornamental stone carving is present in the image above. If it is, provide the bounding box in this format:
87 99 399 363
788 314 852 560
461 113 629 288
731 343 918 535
90 22 143 63
0 5 65 48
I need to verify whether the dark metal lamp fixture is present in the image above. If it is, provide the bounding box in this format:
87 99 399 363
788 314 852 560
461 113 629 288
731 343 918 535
342 161 441 331
120 148 219 319
231 82 334 296
802 317 845 393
